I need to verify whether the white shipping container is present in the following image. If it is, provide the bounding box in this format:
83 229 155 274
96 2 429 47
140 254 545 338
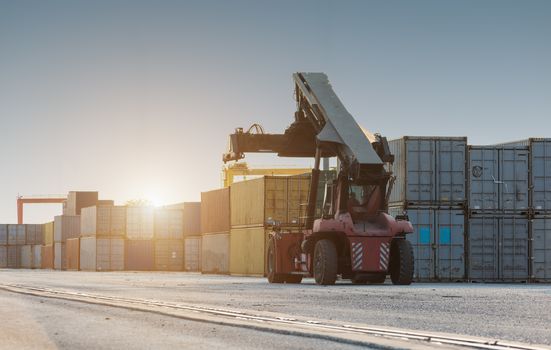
54 242 66 270
20 245 32 268
184 236 201 272
54 215 81 242
32 245 42 269
81 206 126 237
80 237 124 271
126 207 154 239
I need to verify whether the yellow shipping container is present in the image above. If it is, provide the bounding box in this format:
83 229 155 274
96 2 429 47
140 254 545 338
43 221 54 246
230 176 310 227
201 188 230 234
229 226 267 276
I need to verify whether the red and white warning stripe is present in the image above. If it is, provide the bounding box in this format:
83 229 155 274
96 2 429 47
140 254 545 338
379 242 390 271
351 242 363 270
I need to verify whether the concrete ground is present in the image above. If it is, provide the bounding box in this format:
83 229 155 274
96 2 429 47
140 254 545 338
1 269 550 348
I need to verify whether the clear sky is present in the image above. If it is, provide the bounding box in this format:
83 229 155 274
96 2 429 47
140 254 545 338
1 0 550 223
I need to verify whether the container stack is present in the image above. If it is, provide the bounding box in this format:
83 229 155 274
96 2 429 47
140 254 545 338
499 138 551 282
23 224 43 269
388 137 468 282
7 224 26 268
53 215 81 270
125 207 155 271
181 202 201 272
154 208 184 271
201 188 230 274
467 145 530 282
80 205 125 271
0 225 6 268
41 221 55 269
229 176 310 276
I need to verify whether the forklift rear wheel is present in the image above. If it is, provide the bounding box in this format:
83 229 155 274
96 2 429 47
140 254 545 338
390 238 414 285
267 238 285 284
313 239 338 285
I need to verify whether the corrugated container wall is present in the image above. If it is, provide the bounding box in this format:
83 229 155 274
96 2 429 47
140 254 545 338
531 217 551 282
80 237 124 271
468 215 529 282
25 224 44 245
43 221 54 246
230 176 310 227
183 202 201 235
184 236 201 271
81 205 126 237
154 209 184 240
125 240 155 271
388 207 465 281
66 191 99 215
66 238 80 271
20 245 32 268
54 242 66 270
155 240 184 271
41 245 54 269
229 227 266 276
201 188 230 234
388 137 467 206
7 246 19 268
468 146 529 212
0 246 7 268
201 233 229 274
32 245 41 269
0 224 7 245
8 224 26 245
54 215 81 242
126 207 154 239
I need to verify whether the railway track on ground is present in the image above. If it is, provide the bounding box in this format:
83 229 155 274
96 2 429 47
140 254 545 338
0 283 548 350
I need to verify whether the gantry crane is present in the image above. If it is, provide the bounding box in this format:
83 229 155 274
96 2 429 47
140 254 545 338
17 195 66 224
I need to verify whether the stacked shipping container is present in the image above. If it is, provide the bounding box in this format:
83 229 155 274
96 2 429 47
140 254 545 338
125 207 154 271
388 137 468 281
201 188 230 274
154 209 184 271
54 215 80 270
80 205 125 271
467 145 530 281
229 176 310 276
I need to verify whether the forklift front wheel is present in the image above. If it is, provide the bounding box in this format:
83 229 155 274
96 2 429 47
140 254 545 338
267 238 285 283
313 239 338 285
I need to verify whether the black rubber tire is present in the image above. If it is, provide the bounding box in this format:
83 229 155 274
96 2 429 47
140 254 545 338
390 238 414 285
313 239 338 285
266 238 285 284
284 275 303 284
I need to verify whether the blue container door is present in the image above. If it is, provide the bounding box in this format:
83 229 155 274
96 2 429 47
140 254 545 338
500 149 529 212
531 140 551 212
469 148 499 211
532 217 551 281
499 217 529 281
468 216 499 281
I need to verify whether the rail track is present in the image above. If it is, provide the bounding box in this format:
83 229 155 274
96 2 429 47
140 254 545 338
0 283 548 350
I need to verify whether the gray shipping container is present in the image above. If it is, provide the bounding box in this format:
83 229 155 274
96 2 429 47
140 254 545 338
0 246 7 267
54 215 81 242
20 245 32 268
0 225 7 245
54 242 66 270
184 236 201 271
7 245 19 268
80 237 125 271
25 224 44 245
388 137 467 206
531 217 551 282
154 209 184 240
32 245 42 269
469 146 529 212
8 224 26 245
388 207 465 281
468 215 529 281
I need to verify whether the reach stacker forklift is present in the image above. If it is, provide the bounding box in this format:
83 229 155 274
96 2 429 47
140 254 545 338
223 73 414 285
